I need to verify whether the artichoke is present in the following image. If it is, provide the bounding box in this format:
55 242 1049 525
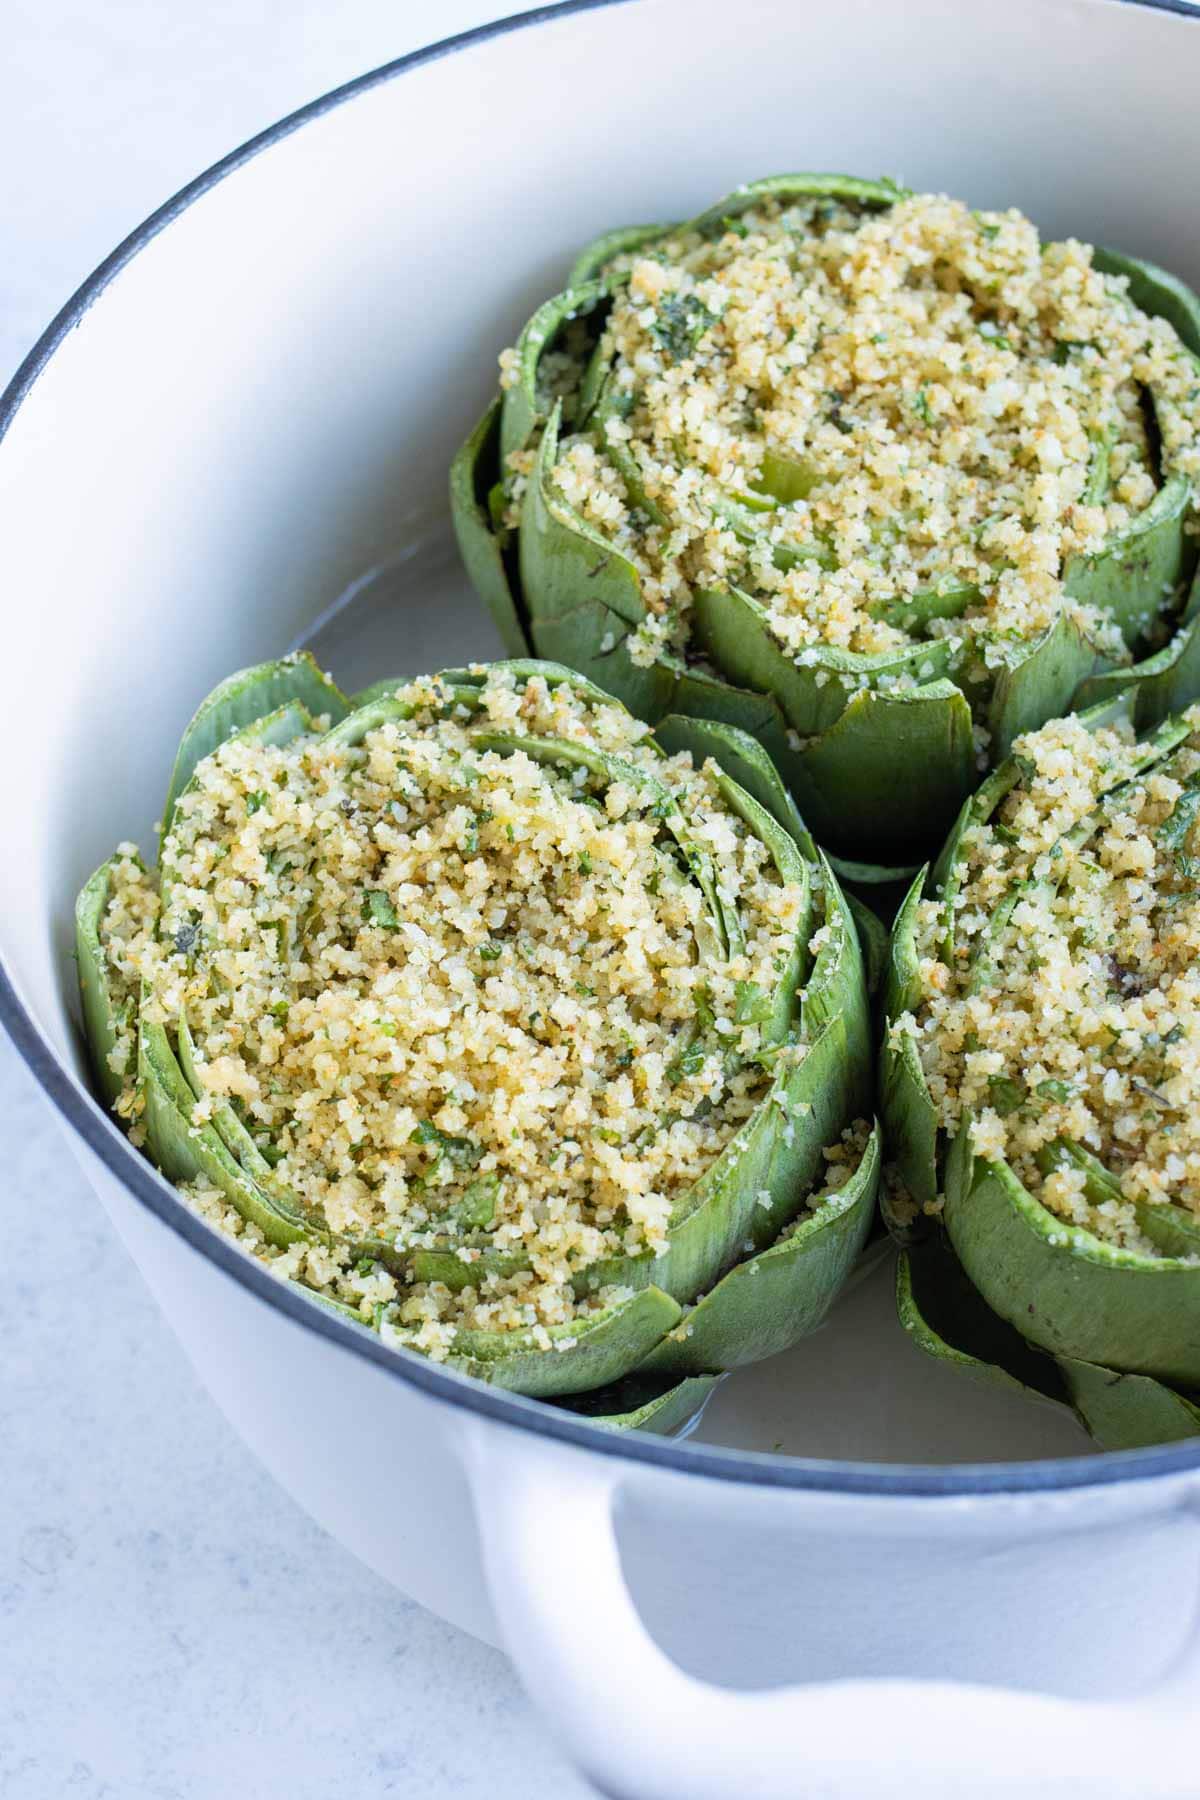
76 652 878 1434
882 694 1200 1448
451 173 1200 869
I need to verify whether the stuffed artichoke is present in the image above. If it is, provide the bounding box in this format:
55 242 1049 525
76 653 877 1433
452 173 1200 868
883 696 1200 1448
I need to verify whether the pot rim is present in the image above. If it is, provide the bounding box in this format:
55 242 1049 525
5 0 1200 1498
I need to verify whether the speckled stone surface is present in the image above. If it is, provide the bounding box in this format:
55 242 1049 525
0 6 594 1794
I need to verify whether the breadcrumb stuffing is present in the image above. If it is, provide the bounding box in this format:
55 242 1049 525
504 191 1200 677
99 669 809 1351
897 704 1200 1249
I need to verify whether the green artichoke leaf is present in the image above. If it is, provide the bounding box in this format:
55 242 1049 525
549 1371 723 1434
653 712 812 849
1055 1355 1200 1449
424 1284 684 1398
517 401 681 721
649 711 888 990
897 1229 1070 1406
1062 472 1194 655
943 1117 1200 1386
641 1120 880 1376
138 1012 311 1250
690 580 974 857
75 854 138 1108
684 172 907 238
900 1229 1200 1449
161 654 349 838
879 869 939 1216
1072 565 1200 727
449 399 530 656
500 277 616 463
986 608 1103 760
159 698 321 922
1093 245 1200 356
567 223 667 288
407 1247 532 1289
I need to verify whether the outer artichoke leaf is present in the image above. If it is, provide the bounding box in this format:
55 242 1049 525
548 1372 723 1435
176 1007 280 1190
1093 245 1200 356
1073 580 1200 727
437 657 617 710
577 1010 860 1303
1038 1136 1200 1261
897 1232 1070 1406
797 681 977 862
518 404 682 721
449 399 531 657
802 861 872 1093
350 678 412 708
691 583 945 736
500 278 614 464
1055 1355 1200 1449
162 654 349 837
880 869 939 1215
567 223 667 288
1063 472 1194 653
641 1121 880 1377
75 854 134 1108
159 699 322 919
986 607 1101 760
653 663 816 801
653 712 814 851
427 1285 683 1399
138 1015 310 1249
823 852 922 889
684 173 906 239
844 895 889 998
943 1129 1200 1387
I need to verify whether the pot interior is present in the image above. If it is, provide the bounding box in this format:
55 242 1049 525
4 0 1198 1466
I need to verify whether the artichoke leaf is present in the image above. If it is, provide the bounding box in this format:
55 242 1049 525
424 1284 684 1399
75 854 137 1108
1062 473 1195 655
138 1013 311 1249
897 1230 1070 1406
986 607 1102 760
1055 1355 1200 1449
549 1372 723 1435
567 223 667 289
684 172 907 239
1093 245 1200 356
943 1118 1200 1387
449 399 530 656
879 869 939 1215
500 278 615 463
641 1121 880 1376
161 654 349 838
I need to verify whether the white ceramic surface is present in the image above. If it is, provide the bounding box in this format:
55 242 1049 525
5 2 1200 1794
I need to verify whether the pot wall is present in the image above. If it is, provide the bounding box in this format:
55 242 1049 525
76 1134 1200 1699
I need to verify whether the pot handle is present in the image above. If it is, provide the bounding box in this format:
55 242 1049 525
466 1426 1200 1800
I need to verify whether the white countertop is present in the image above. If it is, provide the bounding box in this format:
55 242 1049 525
0 5 593 1794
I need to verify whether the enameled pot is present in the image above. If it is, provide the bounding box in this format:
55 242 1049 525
4 3 1200 1793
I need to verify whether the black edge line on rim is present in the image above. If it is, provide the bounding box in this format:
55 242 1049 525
3 0 1200 1499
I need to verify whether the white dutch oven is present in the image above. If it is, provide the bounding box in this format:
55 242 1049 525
4 2 1200 1793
